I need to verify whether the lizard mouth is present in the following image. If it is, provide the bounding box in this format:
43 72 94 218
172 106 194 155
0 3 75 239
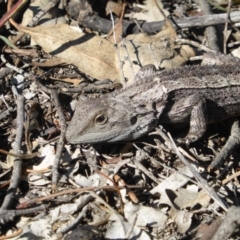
66 129 130 144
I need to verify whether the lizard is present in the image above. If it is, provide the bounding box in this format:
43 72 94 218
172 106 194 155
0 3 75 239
65 63 240 146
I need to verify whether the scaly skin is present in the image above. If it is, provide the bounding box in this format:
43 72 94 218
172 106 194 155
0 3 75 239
66 64 240 144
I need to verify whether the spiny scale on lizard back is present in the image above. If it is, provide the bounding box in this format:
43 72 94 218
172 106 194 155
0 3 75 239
103 64 240 102
66 64 240 144
151 64 240 83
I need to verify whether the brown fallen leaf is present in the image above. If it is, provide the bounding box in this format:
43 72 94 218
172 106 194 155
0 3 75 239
14 23 119 81
106 0 123 17
67 0 93 22
126 0 169 22
116 21 195 85
4 48 39 57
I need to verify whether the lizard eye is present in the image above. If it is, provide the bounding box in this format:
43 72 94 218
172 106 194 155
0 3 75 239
95 114 108 125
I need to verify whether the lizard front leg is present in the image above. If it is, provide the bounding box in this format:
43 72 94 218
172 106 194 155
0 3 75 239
166 94 208 144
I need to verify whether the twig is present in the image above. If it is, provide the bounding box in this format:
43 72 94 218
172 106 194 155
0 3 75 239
0 148 39 159
222 169 240 185
0 95 24 210
0 54 26 75
34 78 66 189
58 205 88 234
0 205 46 224
17 184 142 209
208 0 228 12
0 228 23 240
50 90 66 189
133 155 161 184
167 131 228 212
134 141 199 185
208 119 240 171
108 7 125 83
125 212 138 239
152 127 228 211
80 11 240 35
0 0 28 28
223 0 232 53
89 191 121 218
198 0 219 52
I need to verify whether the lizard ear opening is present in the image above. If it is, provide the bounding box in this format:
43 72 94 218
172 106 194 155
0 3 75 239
130 116 137 125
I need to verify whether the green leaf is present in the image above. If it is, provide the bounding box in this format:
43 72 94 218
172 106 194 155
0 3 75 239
0 35 18 49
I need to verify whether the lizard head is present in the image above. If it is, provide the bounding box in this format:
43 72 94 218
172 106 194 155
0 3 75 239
65 95 166 144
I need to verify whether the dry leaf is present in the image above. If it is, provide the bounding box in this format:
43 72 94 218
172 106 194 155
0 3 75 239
173 188 211 210
126 0 169 22
14 22 194 86
106 1 123 17
150 166 194 208
174 211 193 234
106 210 151 240
22 0 65 26
108 3 126 44
124 202 168 228
116 22 195 85
16 24 119 81
231 47 240 59
67 0 93 22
